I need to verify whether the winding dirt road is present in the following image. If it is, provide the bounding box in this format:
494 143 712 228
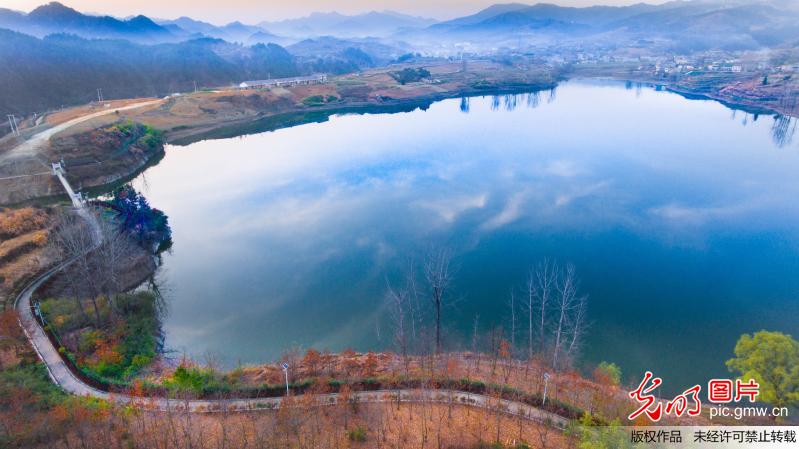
16 263 569 428
1 98 162 164
14 252 569 427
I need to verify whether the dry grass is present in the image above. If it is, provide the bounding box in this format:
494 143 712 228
44 98 158 126
32 401 573 449
0 207 53 308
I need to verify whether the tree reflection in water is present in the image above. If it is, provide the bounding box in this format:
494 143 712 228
771 115 797 148
463 92 543 114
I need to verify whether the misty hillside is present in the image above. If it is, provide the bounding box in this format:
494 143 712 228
0 31 298 115
157 17 289 45
260 11 437 38
288 36 405 65
2 0 799 116
422 0 799 49
0 2 292 45
0 2 175 43
0 2 410 115
0 26 399 116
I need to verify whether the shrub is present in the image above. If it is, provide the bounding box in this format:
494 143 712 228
0 362 67 410
78 330 102 354
31 230 48 246
42 292 160 384
473 441 504 449
170 365 209 393
347 426 367 442
107 185 171 248
302 95 339 106
0 207 48 239
593 361 622 386
390 68 431 85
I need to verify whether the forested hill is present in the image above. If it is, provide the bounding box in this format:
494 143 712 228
0 29 380 116
0 29 294 114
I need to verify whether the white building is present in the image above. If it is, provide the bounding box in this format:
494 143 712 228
239 74 328 90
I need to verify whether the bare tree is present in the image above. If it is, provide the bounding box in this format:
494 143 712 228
564 293 588 365
527 260 589 371
525 272 535 360
423 248 454 354
94 215 138 314
467 314 480 380
551 263 588 371
404 260 421 348
527 260 557 359
49 209 141 326
385 280 410 373
49 209 97 322
507 290 517 352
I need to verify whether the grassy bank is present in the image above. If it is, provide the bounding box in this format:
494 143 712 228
40 291 160 386
169 82 557 146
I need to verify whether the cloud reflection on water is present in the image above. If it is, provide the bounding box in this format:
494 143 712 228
131 81 799 391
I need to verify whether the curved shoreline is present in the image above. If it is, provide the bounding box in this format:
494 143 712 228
3 75 794 207
575 75 798 119
13 221 569 427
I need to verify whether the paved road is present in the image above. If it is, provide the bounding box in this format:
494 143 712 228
1 99 162 163
14 256 569 427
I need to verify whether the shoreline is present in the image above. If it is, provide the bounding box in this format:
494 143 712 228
578 74 799 119
2 72 795 208
13 251 578 422
165 82 560 145
4 82 558 206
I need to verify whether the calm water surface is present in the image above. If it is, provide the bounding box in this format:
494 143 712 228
131 80 799 390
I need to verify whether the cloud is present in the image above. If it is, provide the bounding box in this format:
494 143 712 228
544 159 586 178
481 191 526 230
647 199 766 226
415 193 488 223
554 180 609 207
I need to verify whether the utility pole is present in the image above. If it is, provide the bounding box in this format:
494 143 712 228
542 372 550 405
6 114 19 137
282 362 290 396
97 88 104 103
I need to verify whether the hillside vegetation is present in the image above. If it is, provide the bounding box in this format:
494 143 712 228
0 29 390 116
0 30 298 115
0 207 53 310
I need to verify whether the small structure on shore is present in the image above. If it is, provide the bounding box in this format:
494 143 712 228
239 74 328 90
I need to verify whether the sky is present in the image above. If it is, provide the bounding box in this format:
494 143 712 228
0 0 671 24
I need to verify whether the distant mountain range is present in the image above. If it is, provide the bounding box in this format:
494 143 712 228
422 0 799 50
259 11 438 38
0 2 437 44
155 17 289 45
0 2 173 43
2 0 799 116
3 1 798 50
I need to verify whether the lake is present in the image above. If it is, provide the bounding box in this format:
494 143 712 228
131 80 799 391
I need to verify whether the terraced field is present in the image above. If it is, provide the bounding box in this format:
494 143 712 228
0 207 53 310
